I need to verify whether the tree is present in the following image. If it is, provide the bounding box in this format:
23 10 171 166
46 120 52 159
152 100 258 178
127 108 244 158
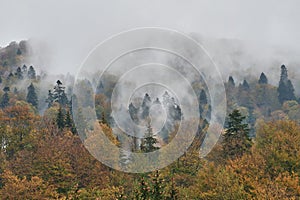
46 90 54 108
15 67 23 80
141 121 159 153
141 93 151 119
199 89 208 105
16 48 22 55
53 80 69 106
27 66 36 79
258 72 268 84
278 65 296 104
56 106 65 130
65 110 76 134
0 87 10 108
228 76 235 87
222 109 252 159
242 80 250 90
22 64 27 73
26 83 38 108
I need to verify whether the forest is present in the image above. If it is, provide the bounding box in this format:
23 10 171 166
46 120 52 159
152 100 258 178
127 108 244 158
0 40 299 199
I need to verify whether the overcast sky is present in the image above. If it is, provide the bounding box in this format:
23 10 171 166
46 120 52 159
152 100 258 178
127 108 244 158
0 0 299 73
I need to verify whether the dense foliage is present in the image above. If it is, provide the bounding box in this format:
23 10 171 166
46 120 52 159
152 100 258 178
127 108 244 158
0 41 300 199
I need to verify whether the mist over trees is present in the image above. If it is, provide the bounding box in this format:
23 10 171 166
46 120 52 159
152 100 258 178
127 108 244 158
0 40 300 198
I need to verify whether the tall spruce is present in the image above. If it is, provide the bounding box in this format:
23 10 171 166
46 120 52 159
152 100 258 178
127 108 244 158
27 66 36 79
53 80 69 106
258 72 268 84
56 106 65 130
228 76 235 87
26 83 38 108
222 109 252 159
0 87 10 108
278 65 296 104
141 120 159 153
46 90 54 108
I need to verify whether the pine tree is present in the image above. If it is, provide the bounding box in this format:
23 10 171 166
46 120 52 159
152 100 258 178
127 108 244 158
56 106 65 130
199 89 208 105
15 67 23 80
65 110 76 134
46 90 54 108
16 48 22 55
278 65 296 104
22 64 27 73
228 76 235 87
129 102 139 123
27 66 36 79
222 109 252 159
53 80 69 106
0 87 10 108
26 83 38 108
242 80 250 90
141 121 159 153
258 72 268 84
141 93 151 119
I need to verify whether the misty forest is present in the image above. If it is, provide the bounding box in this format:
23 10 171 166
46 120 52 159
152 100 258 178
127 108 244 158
0 38 300 200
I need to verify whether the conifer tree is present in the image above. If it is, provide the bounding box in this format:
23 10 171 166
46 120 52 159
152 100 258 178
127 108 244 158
258 72 268 84
199 89 208 105
26 83 38 108
141 120 159 153
141 93 151 119
0 87 10 108
46 90 54 108
228 76 235 87
53 80 69 106
222 109 252 159
56 106 65 130
278 65 296 104
242 80 250 90
15 67 23 80
27 66 36 79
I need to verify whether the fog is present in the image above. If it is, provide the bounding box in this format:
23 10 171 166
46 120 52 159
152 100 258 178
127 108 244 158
0 0 300 75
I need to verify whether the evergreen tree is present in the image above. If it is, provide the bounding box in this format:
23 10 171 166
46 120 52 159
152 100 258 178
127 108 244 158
26 83 38 108
65 110 76 134
199 89 208 105
22 64 27 73
53 80 69 106
0 87 10 108
129 102 139 123
258 72 268 84
242 80 250 90
222 109 252 159
56 106 65 130
16 48 22 55
278 65 296 104
141 120 159 153
15 67 23 80
228 76 235 87
141 93 151 119
46 90 54 108
27 66 36 79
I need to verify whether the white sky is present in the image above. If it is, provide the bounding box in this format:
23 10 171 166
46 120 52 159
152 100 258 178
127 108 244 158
0 0 299 73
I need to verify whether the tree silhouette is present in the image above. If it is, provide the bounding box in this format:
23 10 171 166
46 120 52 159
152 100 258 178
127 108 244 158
26 83 38 108
258 72 268 84
223 109 252 159
278 65 296 104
